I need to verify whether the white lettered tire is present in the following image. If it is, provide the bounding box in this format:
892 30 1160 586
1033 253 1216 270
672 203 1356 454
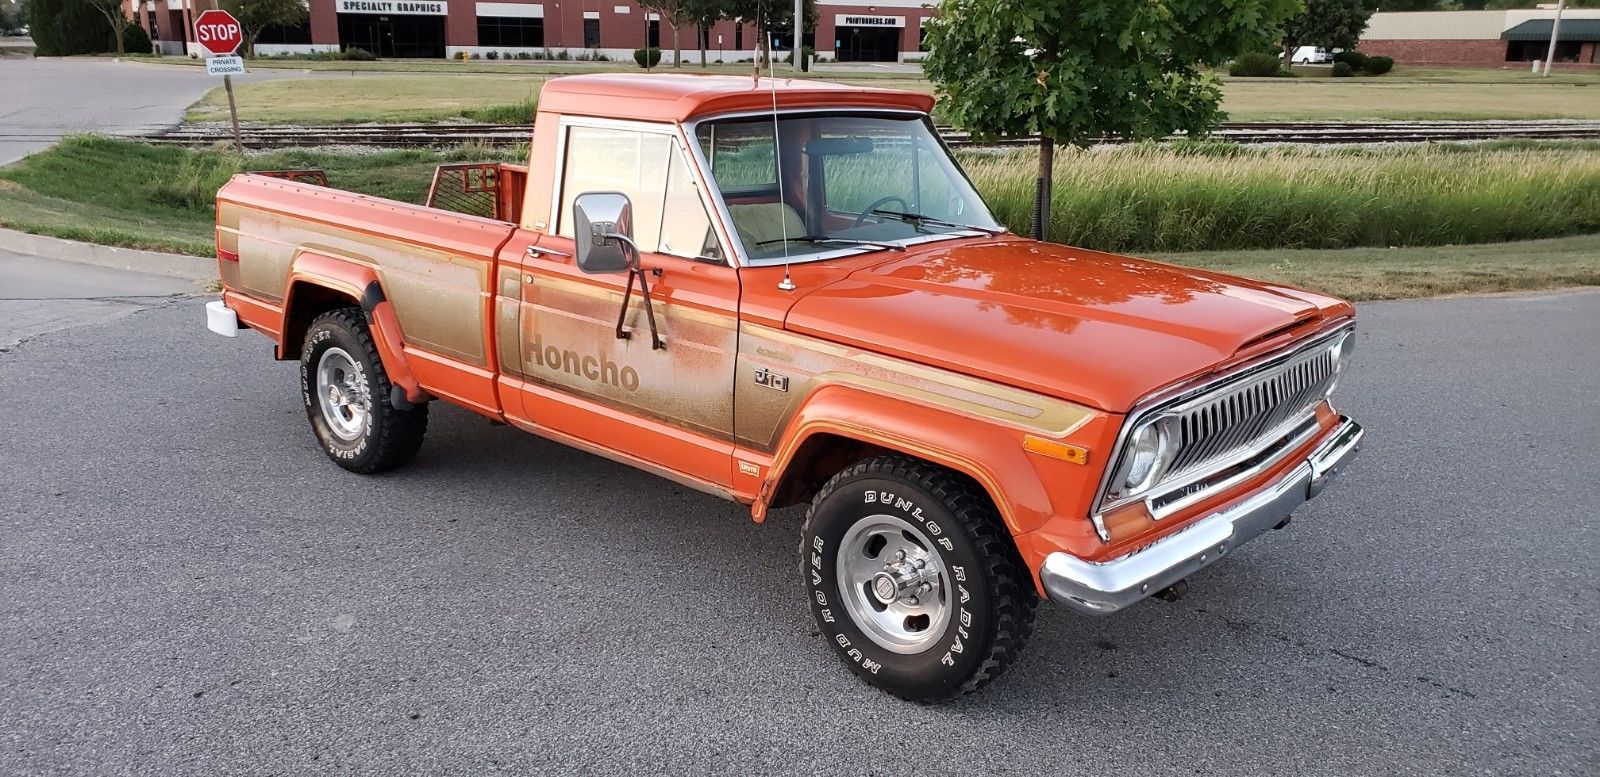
300 307 428 474
801 454 1037 702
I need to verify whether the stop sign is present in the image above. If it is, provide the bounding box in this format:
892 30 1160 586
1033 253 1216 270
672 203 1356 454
194 9 244 56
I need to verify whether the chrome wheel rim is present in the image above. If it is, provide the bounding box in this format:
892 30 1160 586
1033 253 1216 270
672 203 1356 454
836 514 951 655
315 347 371 441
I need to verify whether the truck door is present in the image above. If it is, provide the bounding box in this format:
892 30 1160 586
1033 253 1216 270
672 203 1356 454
500 120 741 492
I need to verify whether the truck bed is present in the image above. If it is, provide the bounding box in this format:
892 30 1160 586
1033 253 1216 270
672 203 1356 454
215 172 520 415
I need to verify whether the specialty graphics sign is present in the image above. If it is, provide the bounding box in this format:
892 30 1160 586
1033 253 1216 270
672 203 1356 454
835 14 905 27
337 0 447 14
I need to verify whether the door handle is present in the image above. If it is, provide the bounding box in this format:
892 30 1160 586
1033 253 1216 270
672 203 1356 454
526 244 571 259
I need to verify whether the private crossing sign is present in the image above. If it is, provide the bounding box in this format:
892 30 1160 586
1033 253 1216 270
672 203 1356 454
194 9 247 152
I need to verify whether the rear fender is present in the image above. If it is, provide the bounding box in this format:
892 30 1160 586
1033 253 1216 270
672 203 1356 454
283 252 426 407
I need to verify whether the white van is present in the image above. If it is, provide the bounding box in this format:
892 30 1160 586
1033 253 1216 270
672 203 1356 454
1293 46 1333 64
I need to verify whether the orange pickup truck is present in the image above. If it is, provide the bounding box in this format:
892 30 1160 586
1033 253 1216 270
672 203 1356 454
207 74 1362 702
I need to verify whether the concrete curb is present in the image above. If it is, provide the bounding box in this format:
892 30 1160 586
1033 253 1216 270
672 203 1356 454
0 227 212 281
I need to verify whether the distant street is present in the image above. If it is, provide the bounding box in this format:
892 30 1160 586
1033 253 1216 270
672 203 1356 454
0 58 364 164
0 242 1594 773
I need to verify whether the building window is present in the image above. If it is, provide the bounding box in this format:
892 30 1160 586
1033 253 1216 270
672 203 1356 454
918 21 929 52
256 20 312 45
1506 39 1583 63
647 19 659 48
583 17 600 48
477 16 544 48
734 23 742 51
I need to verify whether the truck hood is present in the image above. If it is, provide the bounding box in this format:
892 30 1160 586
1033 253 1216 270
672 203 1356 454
782 239 1353 413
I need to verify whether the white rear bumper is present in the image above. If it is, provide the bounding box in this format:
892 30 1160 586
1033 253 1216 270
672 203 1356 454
205 299 240 337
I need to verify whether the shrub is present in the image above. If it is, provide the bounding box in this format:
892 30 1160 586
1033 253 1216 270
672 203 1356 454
343 46 376 61
120 21 150 54
515 51 532 60
1364 55 1394 75
485 50 498 59
1332 50 1368 71
633 47 661 68
1330 61 1354 78
1229 52 1283 78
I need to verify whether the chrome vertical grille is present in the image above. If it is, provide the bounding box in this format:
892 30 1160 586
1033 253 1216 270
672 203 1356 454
1162 344 1337 483
1096 327 1353 518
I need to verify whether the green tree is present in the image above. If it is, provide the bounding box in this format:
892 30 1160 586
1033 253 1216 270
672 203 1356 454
723 0 814 68
640 0 693 67
80 0 126 56
923 0 1298 239
1280 0 1377 67
220 0 309 57
685 0 726 67
0 3 14 33
29 0 118 54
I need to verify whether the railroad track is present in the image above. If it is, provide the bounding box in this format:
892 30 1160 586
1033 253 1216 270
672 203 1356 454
126 120 1600 149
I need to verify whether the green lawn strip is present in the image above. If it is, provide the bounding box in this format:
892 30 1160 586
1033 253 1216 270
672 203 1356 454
1153 235 1600 301
0 136 519 254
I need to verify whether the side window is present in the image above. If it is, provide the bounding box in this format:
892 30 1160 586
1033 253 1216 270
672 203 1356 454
658 149 725 262
557 125 671 253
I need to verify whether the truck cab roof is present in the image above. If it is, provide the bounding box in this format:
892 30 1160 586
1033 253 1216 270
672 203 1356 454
536 73 936 123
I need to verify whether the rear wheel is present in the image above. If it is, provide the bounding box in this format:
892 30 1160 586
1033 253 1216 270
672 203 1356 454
800 454 1037 702
300 307 427 473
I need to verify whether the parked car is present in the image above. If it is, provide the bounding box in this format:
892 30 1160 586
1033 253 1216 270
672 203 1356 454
206 74 1363 702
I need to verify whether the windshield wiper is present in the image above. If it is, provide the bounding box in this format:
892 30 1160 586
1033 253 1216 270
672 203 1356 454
870 210 1008 236
753 235 906 252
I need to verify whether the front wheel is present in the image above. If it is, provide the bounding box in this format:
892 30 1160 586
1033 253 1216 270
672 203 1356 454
300 307 428 474
800 455 1037 702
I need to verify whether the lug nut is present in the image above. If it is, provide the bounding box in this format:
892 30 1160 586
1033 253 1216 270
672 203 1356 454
913 558 926 569
894 550 906 561
907 596 920 606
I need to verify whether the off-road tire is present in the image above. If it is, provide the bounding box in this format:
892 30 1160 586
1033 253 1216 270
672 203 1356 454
300 307 427 474
800 454 1037 702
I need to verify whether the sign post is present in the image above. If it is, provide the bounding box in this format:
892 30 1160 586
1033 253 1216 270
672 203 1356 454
194 9 246 153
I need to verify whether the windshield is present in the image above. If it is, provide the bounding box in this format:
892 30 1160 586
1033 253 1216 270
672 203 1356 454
694 113 1003 264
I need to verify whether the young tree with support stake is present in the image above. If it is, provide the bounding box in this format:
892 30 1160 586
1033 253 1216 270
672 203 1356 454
640 0 692 66
923 0 1298 240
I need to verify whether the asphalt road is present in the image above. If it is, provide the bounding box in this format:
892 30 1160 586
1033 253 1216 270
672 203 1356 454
0 269 1595 774
0 58 357 164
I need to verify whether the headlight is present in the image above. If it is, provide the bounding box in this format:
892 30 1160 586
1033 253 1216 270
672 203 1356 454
1325 330 1354 398
1110 416 1175 499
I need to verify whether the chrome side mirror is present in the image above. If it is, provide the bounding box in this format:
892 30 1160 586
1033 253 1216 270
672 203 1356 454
572 192 636 274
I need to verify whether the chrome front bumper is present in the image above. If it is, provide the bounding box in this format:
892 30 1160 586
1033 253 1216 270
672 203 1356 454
1041 416 1363 616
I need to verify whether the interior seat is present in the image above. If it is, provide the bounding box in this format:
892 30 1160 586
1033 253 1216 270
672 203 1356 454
727 202 806 252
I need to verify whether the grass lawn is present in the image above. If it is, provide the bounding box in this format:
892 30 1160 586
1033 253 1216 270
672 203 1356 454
1154 235 1600 301
2 136 1595 301
180 59 1600 124
183 73 931 123
1221 79 1600 121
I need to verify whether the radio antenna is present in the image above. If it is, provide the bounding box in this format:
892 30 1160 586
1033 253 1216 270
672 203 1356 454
766 22 796 292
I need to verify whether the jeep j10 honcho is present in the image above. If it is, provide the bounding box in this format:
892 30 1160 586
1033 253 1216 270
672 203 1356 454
206 74 1362 701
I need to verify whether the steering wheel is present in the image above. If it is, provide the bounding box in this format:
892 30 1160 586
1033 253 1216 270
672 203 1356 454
849 196 911 229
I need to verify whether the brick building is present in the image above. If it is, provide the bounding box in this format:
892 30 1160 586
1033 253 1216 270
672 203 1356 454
1360 9 1600 69
131 0 936 62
